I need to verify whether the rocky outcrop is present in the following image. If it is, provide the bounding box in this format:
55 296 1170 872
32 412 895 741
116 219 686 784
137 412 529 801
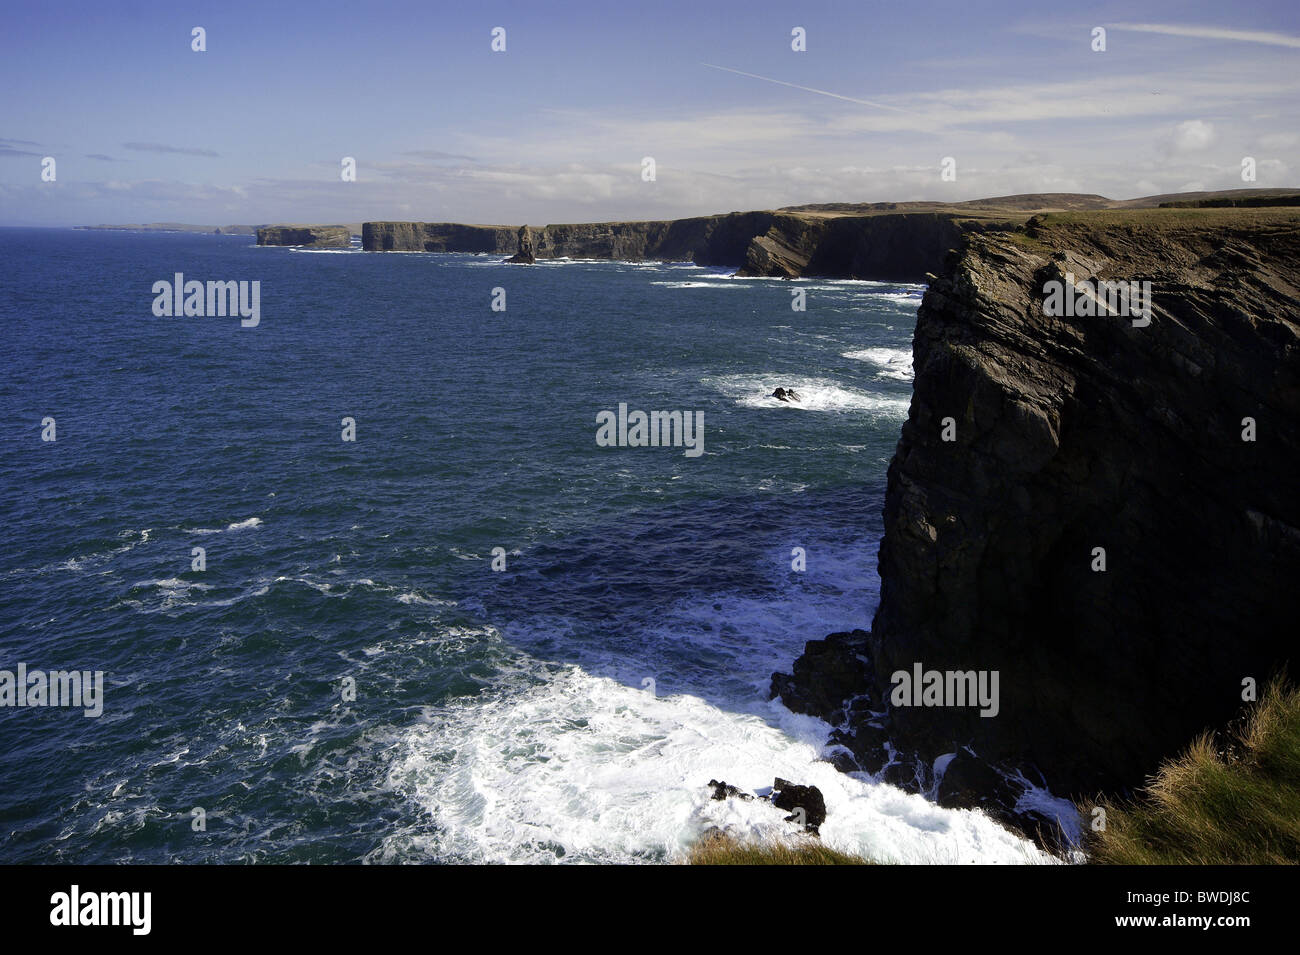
772 779 827 834
256 225 350 247
773 207 1300 824
734 213 978 281
505 225 536 264
705 778 827 834
707 780 754 802
770 630 872 723
741 214 826 277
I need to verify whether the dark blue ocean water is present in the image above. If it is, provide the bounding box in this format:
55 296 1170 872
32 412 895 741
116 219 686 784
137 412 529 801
0 228 1046 863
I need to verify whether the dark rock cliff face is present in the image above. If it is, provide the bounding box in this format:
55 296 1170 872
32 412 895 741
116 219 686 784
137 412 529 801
773 209 1300 822
360 222 517 253
361 212 980 281
740 213 978 281
256 225 350 248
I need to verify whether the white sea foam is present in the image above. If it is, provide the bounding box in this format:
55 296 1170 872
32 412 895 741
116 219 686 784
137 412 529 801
870 291 926 304
804 278 925 290
650 280 760 290
396 590 454 606
119 577 215 612
378 666 1052 865
54 528 153 572
272 575 337 595
197 584 270 608
842 346 915 381
135 577 211 592
1012 770 1084 850
374 537 1055 865
191 517 262 534
706 373 910 415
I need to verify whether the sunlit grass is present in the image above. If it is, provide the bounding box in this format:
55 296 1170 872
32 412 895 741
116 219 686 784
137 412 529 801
687 830 874 865
1083 678 1300 865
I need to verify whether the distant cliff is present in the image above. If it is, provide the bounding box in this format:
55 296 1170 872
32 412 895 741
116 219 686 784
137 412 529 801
773 207 1300 831
77 223 261 235
257 225 351 248
361 222 517 253
361 211 994 281
361 193 1300 279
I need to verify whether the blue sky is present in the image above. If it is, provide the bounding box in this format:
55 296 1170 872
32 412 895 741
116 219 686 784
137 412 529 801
2 0 1297 225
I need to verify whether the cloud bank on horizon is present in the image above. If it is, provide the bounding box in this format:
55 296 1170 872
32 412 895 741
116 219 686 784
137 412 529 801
1 0 1297 226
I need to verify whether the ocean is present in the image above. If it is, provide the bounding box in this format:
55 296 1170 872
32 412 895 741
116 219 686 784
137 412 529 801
0 228 1049 863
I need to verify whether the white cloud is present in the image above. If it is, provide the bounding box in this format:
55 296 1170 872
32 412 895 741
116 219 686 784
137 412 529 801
1111 22 1300 49
1165 120 1217 154
1257 132 1299 150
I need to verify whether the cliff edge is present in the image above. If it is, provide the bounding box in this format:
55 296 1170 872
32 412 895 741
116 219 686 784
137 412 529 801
774 207 1300 831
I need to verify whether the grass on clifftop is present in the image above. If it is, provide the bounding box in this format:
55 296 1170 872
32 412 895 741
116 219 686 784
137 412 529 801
687 830 873 865
1084 678 1300 865
1031 206 1300 232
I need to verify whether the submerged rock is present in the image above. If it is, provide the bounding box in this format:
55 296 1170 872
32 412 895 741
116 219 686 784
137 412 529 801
706 779 753 802
706 778 826 835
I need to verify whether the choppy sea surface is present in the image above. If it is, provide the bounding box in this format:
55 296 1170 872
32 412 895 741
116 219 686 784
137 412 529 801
0 228 1050 863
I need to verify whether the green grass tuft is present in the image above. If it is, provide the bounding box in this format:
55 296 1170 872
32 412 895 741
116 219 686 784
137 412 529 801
687 830 874 865
1083 677 1300 865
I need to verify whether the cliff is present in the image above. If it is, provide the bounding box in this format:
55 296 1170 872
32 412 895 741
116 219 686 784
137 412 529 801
359 193 1300 280
361 221 517 253
256 225 351 248
361 214 768 265
360 210 990 281
773 207 1300 832
78 223 261 234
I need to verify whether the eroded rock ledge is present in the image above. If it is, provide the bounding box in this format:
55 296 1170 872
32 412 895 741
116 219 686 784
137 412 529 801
257 225 351 248
773 208 1300 831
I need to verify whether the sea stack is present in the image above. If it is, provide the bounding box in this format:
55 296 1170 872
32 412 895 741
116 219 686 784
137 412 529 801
506 224 536 264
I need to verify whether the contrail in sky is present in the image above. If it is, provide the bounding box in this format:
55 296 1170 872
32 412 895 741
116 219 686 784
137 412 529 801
702 63 910 113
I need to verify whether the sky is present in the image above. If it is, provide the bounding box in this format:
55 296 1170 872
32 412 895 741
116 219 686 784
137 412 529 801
1 0 1297 226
